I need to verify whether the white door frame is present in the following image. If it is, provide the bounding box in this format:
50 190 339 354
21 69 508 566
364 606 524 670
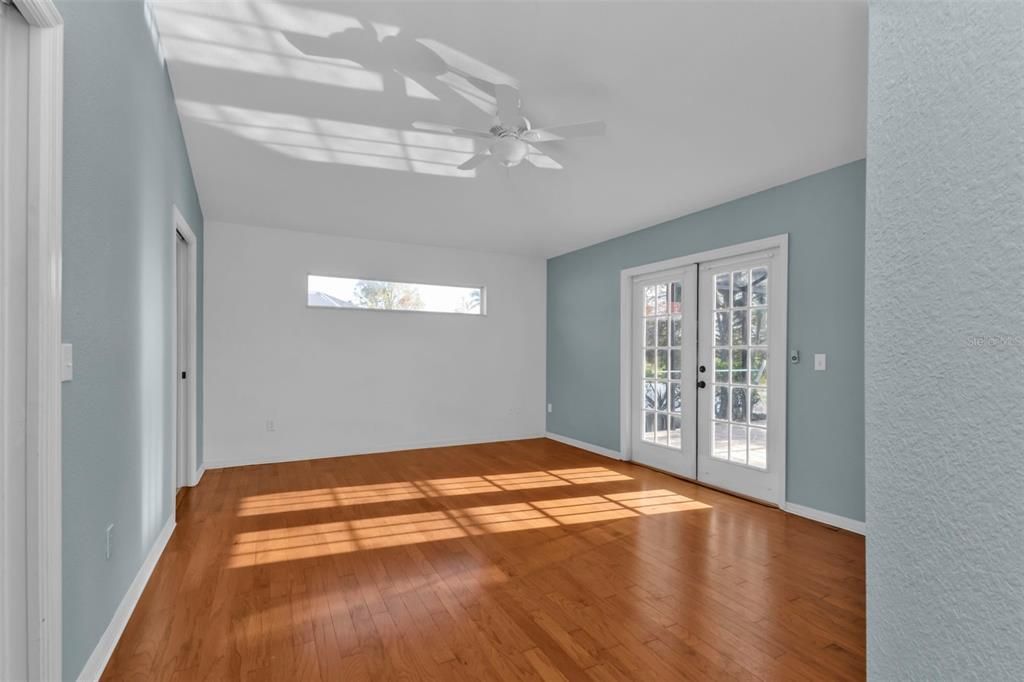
171 206 200 490
0 0 63 680
619 234 789 507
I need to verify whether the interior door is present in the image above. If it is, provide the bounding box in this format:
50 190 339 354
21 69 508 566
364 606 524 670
696 252 781 503
175 232 188 491
630 266 697 478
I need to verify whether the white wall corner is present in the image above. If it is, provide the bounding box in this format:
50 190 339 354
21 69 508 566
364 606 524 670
76 516 175 682
545 432 623 461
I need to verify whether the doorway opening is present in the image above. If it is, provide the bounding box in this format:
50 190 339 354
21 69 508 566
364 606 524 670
620 236 789 506
172 207 198 518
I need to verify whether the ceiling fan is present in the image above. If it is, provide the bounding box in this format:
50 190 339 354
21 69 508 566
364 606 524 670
414 83 606 170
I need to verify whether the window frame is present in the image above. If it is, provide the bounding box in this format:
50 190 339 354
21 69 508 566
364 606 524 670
306 273 487 316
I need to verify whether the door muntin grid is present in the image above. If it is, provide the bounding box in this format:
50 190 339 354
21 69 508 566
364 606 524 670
640 280 685 448
710 266 769 469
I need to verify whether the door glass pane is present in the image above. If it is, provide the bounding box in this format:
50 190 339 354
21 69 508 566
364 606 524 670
644 286 657 316
670 282 682 313
731 311 747 346
714 386 728 420
669 349 682 380
750 308 768 345
731 387 747 422
749 427 767 469
751 350 768 386
708 263 769 470
750 388 767 423
751 267 768 305
714 312 729 346
714 349 730 384
644 382 656 409
715 274 730 309
669 415 682 448
731 349 748 385
713 423 729 460
638 275 688 451
730 425 748 464
732 271 748 307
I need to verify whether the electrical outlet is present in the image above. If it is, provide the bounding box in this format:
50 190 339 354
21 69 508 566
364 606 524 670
547 403 553 414
266 420 275 432
105 524 114 560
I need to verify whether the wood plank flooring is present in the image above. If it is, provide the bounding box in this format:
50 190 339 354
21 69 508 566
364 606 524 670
101 438 865 681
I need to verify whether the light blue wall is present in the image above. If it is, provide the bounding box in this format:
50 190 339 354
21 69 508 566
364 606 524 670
866 1 1024 678
59 0 204 676
547 161 865 521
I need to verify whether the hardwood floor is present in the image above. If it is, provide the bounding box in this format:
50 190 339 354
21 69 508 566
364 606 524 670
101 438 865 681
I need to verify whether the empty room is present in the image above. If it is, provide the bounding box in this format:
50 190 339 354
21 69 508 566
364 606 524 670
2 0 1022 680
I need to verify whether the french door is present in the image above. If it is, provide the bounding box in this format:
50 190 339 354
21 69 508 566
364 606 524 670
627 241 786 505
630 267 698 478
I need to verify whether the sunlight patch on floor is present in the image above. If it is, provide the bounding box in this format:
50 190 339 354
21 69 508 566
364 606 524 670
228 489 710 568
236 466 635 516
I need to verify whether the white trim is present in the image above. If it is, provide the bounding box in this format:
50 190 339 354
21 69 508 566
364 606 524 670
619 235 788 508
0 7 32 678
204 434 545 470
544 432 623 460
76 516 175 682
192 464 206 486
785 502 865 536
13 0 60 27
171 207 201 487
4 1 64 680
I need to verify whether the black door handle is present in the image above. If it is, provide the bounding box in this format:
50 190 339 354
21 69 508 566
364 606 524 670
697 380 706 389
698 365 706 373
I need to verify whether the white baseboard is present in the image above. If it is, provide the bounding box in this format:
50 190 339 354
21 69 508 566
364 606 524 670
77 515 176 682
784 502 865 535
190 463 206 486
204 434 545 470
544 432 623 460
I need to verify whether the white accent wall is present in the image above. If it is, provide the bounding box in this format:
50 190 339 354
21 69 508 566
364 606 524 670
203 221 546 467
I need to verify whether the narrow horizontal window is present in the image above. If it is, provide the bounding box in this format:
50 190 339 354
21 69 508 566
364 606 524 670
307 275 484 315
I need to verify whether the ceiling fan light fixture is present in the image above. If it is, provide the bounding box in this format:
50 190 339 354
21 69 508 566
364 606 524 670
491 136 528 167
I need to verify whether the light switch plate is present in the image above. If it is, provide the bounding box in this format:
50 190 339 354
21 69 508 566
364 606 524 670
814 353 827 371
61 343 73 382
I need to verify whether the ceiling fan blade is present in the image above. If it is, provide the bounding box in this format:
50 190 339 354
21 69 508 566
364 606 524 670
523 120 606 142
458 152 491 170
524 146 563 170
494 83 526 128
412 121 494 139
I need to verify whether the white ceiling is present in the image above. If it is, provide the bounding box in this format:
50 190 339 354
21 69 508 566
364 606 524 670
152 0 867 257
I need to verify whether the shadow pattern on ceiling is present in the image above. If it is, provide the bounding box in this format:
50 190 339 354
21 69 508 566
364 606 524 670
152 0 567 178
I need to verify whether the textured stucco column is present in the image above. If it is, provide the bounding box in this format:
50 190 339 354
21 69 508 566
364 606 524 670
866 1 1024 679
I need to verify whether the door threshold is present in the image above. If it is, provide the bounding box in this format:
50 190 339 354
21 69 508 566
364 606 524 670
625 459 779 509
